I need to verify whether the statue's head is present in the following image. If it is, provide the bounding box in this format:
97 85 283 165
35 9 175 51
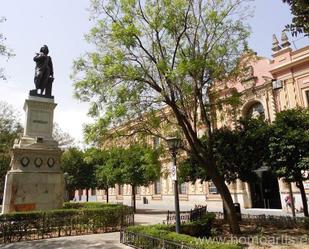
40 45 49 55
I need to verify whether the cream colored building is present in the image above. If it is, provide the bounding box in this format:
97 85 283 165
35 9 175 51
76 33 309 212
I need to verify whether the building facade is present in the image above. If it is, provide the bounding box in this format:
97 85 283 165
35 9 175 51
75 33 309 212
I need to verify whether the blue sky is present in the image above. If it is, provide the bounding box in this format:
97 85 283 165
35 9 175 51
0 0 308 142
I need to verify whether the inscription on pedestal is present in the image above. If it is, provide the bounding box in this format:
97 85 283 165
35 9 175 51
23 97 57 140
33 120 48 124
29 110 50 134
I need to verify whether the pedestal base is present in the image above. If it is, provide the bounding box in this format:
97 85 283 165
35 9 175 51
2 171 64 213
1 96 64 214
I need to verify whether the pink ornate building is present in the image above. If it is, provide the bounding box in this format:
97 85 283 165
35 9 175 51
215 32 309 210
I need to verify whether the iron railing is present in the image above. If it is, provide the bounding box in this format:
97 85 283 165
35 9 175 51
0 207 134 244
165 205 207 224
120 230 197 249
213 211 305 228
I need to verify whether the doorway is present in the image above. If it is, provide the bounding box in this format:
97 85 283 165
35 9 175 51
250 170 282 209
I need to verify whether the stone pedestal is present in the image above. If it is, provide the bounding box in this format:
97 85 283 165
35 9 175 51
2 96 64 214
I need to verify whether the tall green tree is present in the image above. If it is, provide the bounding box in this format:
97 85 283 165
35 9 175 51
72 0 251 233
0 17 14 80
269 108 309 217
95 162 117 203
119 144 160 212
0 101 22 195
282 0 309 36
84 147 118 203
61 148 96 202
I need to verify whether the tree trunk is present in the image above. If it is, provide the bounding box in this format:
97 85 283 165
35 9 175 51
297 180 309 217
212 174 241 234
132 185 136 213
105 187 109 203
167 100 241 234
288 182 296 221
86 188 89 202
69 190 75 200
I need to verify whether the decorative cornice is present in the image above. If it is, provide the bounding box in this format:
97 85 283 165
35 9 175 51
270 55 309 74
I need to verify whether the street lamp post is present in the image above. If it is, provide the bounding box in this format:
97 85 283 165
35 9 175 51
166 137 181 233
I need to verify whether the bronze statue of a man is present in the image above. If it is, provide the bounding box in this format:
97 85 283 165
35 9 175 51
33 45 54 96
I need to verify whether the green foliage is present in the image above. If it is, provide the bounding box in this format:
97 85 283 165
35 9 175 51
0 17 15 80
0 204 134 243
97 144 160 210
83 147 114 195
182 213 216 237
0 101 22 196
61 148 96 193
269 108 309 216
282 0 309 36
304 217 309 230
119 144 161 187
126 221 243 249
77 145 160 206
72 0 251 144
269 108 309 181
73 0 252 233
93 147 122 192
62 201 121 209
0 101 22 153
179 118 271 184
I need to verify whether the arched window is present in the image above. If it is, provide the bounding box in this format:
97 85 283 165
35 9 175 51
245 102 265 119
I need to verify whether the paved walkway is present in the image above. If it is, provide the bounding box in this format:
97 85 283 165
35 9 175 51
0 213 166 249
0 232 132 249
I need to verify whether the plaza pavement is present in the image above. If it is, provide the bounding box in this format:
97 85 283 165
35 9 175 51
0 232 132 249
0 205 302 249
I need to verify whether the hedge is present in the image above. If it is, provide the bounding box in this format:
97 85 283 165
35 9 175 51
304 217 309 230
0 204 134 243
62 202 121 209
182 212 215 237
125 220 243 249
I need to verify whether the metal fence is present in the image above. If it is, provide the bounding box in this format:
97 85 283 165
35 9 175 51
213 211 305 228
165 205 207 225
120 230 197 249
0 208 134 244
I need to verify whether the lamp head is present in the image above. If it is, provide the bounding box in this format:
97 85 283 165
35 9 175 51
166 137 181 154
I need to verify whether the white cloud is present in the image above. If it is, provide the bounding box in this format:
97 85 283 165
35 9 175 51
54 105 92 143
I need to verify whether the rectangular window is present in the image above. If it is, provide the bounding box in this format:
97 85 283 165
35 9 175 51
178 183 187 194
91 189 96 196
306 90 309 106
118 185 123 195
209 181 218 194
154 180 161 194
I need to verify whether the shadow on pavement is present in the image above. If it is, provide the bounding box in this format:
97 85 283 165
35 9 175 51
0 238 126 249
135 209 168 214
